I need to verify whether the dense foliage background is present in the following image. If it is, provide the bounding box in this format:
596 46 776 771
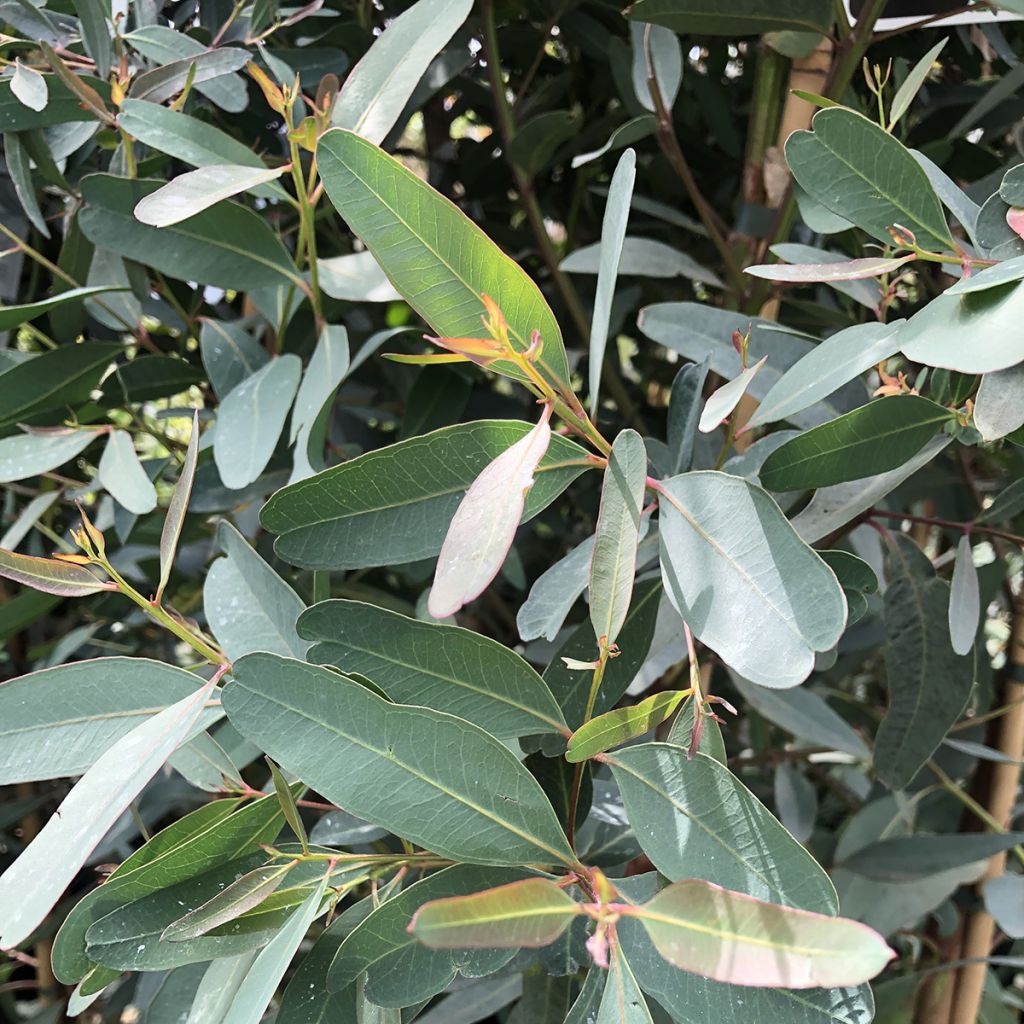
2 1 1024 1023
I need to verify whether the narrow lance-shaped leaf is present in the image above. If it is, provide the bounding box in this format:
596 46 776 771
161 862 297 942
0 548 112 597
566 690 689 763
0 679 216 948
11 60 48 112
428 405 553 619
623 879 894 988
759 396 952 493
590 428 647 647
589 149 636 415
409 878 582 949
134 165 286 228
698 356 766 433
745 254 915 282
157 411 199 604
949 534 980 657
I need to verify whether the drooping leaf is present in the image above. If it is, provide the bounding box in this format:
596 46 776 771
410 878 581 949
134 165 285 227
0 656 221 784
786 107 953 251
223 654 577 868
625 0 833 35
609 744 838 910
974 362 1024 441
262 420 590 570
875 534 974 789
746 320 903 430
949 534 980 657
157 411 199 604
98 429 158 514
316 129 570 390
0 548 111 597
567 690 689 763
759 396 952 492
214 355 302 490
299 599 567 739
658 472 846 688
331 0 472 144
204 520 309 662
0 427 101 482
429 407 553 618
698 356 766 433
589 150 636 415
625 879 893 988
0 679 216 948
590 429 647 647
79 174 304 291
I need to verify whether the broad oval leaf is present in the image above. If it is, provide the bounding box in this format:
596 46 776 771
0 679 215 948
589 428 647 646
0 548 111 597
299 599 568 739
222 653 577 868
214 355 301 490
316 129 570 390
948 534 980 657
0 427 101 483
261 420 590 570
627 879 893 988
786 107 953 251
134 164 285 228
429 406 553 618
608 744 838 912
658 472 846 688
331 0 472 145
98 429 158 514
409 878 581 949
759 396 952 492
566 690 689 763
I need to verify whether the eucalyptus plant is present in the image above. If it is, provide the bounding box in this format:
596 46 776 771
1 2 1024 1024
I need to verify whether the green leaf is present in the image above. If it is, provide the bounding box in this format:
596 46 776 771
0 679 216 948
637 303 865 429
786 107 953 251
98 429 158 514
0 341 118 430
949 534 980 656
204 520 309 662
52 793 287 983
331 0 472 145
589 150 636 414
625 0 833 35
79 174 304 291
840 832 1024 882
759 396 952 492
658 471 846 687
223 653 577 868
0 427 101 482
597 943 654 1023
428 408 553 618
608 744 838 911
221 877 329 1024
316 129 570 391
975 362 1024 441
876 534 974 789
134 164 286 227
157 411 199 604
625 879 893 988
11 60 48 112
410 878 581 949
329 867 523 1007
590 429 647 646
888 38 947 128
899 278 1024 373
747 320 903 430
567 690 689 763
0 548 111 597
261 420 590 570
162 862 297 942
0 656 220 784
214 355 301 490
199 318 270 400
299 599 567 739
